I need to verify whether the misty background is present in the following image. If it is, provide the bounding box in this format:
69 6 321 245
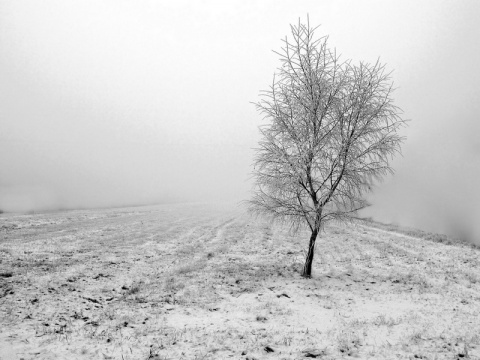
1 1 479 241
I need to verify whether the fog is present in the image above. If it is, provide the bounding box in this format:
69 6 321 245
1 1 479 241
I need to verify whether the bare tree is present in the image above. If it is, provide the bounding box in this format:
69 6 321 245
249 18 407 278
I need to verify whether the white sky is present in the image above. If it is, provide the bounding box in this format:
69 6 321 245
1 0 480 238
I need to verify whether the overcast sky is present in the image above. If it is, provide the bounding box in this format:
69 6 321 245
1 1 479 239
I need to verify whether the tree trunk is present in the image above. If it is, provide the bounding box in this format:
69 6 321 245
302 228 319 278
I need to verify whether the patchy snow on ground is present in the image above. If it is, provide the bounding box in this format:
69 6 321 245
1 202 480 359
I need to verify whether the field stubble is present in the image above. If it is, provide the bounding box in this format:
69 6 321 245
1 203 480 359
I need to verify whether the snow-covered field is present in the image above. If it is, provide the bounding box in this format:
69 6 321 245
1 202 480 359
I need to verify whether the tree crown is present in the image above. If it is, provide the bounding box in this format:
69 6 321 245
249 18 407 232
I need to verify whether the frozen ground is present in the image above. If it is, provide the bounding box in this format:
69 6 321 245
1 202 480 359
